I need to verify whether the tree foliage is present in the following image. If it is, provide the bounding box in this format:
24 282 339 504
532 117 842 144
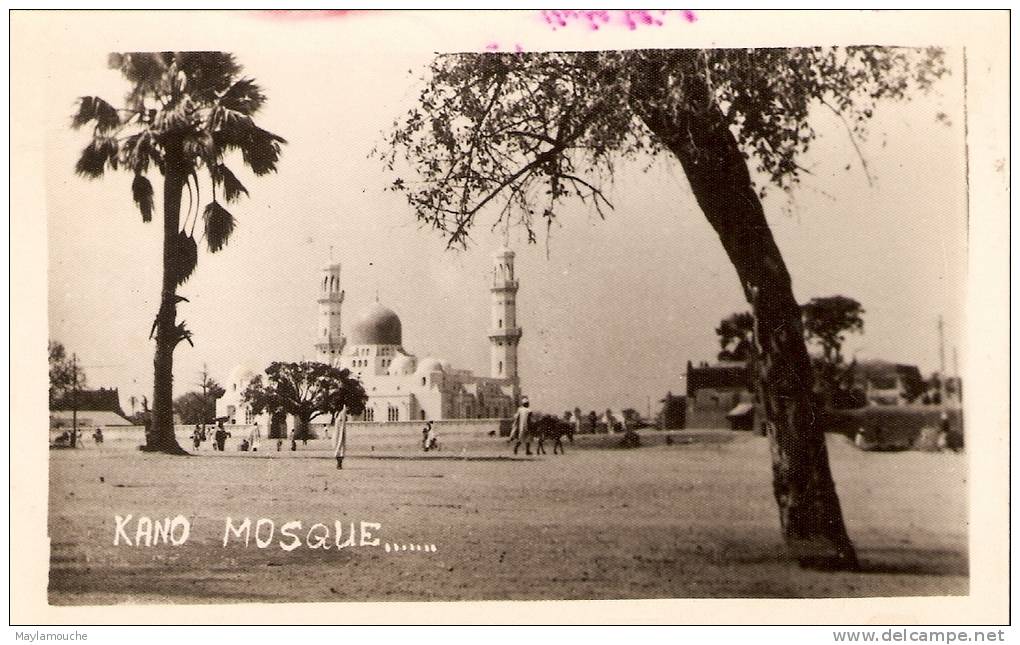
173 377 224 425
379 47 945 248
242 362 368 434
72 52 285 272
48 341 87 405
715 311 755 362
802 295 865 364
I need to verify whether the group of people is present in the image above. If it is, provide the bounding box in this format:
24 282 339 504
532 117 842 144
51 426 103 448
508 397 571 456
190 422 254 452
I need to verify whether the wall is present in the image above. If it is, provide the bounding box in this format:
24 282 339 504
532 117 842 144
58 419 514 453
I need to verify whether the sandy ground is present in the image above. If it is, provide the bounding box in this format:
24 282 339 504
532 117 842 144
48 430 967 604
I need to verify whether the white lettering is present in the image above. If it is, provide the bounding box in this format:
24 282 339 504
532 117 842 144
360 521 381 547
114 515 132 546
169 515 190 545
135 516 153 547
152 517 172 545
307 523 330 549
223 517 250 547
279 521 302 552
335 521 355 549
255 518 275 548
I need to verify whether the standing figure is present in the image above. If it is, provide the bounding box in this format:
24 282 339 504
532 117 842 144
604 409 616 434
421 420 439 452
572 407 582 442
588 410 597 434
191 424 203 451
509 396 534 456
334 407 348 469
214 421 230 452
92 427 104 446
249 422 262 453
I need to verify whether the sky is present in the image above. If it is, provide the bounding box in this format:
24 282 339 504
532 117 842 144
39 11 967 417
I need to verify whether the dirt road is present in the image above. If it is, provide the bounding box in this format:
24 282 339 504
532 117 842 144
48 430 966 604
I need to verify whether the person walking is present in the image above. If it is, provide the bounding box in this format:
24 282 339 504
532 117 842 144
509 396 534 456
191 424 203 451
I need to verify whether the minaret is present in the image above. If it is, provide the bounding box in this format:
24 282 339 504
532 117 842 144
489 248 522 382
315 262 345 364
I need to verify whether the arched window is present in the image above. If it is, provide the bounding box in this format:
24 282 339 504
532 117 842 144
421 377 427 386
498 361 503 375
498 318 503 328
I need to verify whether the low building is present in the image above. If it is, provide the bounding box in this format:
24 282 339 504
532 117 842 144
50 387 132 428
686 360 756 429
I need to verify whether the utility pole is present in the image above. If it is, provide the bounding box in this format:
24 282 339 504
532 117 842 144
71 353 79 448
937 316 947 406
195 363 212 426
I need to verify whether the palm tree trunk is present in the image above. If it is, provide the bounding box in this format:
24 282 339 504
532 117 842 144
145 142 188 455
629 52 858 569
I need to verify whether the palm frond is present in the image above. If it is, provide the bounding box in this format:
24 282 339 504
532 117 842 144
241 127 286 175
220 78 266 115
212 110 286 176
75 138 119 178
72 96 120 132
132 174 154 222
211 164 249 202
174 230 198 285
203 201 236 252
121 131 152 174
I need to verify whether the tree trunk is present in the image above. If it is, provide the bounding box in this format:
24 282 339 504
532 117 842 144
629 52 858 569
144 142 188 455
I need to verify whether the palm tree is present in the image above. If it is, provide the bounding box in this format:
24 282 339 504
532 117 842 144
72 52 285 454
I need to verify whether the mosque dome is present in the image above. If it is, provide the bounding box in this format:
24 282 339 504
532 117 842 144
417 357 445 375
493 246 515 258
389 353 416 376
350 301 402 346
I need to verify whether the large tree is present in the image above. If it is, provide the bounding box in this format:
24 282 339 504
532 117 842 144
380 47 945 569
71 52 285 454
242 362 368 439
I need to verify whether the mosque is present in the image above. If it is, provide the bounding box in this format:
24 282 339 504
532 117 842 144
218 248 522 425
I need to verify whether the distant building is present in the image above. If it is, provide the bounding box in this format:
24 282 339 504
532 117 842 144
218 247 522 425
49 387 132 428
685 360 755 429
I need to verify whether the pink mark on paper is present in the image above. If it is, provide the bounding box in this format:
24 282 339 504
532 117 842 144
483 42 526 53
539 9 697 31
256 10 360 21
